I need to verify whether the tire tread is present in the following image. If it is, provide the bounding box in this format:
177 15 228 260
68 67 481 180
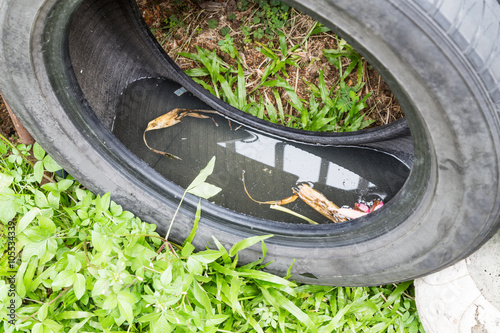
411 0 500 107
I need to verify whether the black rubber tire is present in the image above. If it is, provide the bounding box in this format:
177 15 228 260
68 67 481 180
1 0 499 286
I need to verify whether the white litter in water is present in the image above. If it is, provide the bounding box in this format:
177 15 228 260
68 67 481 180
174 87 187 96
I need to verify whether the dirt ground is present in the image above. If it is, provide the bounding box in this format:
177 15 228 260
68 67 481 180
0 94 17 143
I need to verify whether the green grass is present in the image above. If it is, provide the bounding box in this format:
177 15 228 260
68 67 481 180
0 136 423 332
179 23 374 132
144 0 386 131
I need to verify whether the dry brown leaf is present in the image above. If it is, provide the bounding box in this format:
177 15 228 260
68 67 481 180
292 184 347 223
242 172 347 223
143 108 218 160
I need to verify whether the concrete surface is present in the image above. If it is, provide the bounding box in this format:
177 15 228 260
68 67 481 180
415 231 500 332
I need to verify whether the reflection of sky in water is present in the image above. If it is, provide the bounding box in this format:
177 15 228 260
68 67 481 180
218 134 276 168
283 145 322 183
218 132 376 191
324 160 376 191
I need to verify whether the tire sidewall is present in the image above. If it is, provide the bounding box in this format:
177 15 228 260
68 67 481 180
1 0 499 285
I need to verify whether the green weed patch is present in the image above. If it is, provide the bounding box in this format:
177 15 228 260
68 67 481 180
0 137 422 332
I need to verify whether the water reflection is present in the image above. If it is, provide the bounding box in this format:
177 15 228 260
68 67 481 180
219 133 379 195
113 77 409 223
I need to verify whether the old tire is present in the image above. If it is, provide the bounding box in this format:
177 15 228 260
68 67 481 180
0 0 499 285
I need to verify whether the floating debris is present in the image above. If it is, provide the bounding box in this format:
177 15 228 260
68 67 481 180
243 170 384 224
143 108 218 160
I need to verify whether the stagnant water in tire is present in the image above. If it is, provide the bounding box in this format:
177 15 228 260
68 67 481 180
112 77 409 224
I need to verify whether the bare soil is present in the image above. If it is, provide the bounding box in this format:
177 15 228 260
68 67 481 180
0 94 17 144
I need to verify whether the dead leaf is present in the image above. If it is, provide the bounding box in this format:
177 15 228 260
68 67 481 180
293 184 347 223
143 108 218 160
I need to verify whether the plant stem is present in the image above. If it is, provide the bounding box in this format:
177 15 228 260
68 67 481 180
165 191 187 241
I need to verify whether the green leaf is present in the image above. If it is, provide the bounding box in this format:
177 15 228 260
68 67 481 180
37 302 49 321
184 67 210 77
91 230 110 253
260 287 281 316
230 276 245 318
34 190 49 208
96 192 111 211
229 235 273 256
15 261 28 298
184 156 222 200
68 318 91 333
0 141 6 154
272 89 285 125
182 241 196 257
265 103 278 123
153 314 172 333
191 250 223 264
239 268 295 288
0 172 14 189
33 142 46 160
248 314 265 333
186 156 216 192
34 161 44 183
138 311 161 323
103 292 118 310
47 191 60 209
258 44 277 60
117 291 135 324
187 256 203 275
0 189 18 223
23 257 38 292
260 60 275 84
267 288 317 332
42 154 62 172
43 319 63 332
17 207 39 234
52 270 75 289
217 73 238 106
208 18 218 29
187 182 222 200
32 323 43 333
56 311 95 320
384 281 413 308
237 63 246 108
206 314 229 327
279 33 287 56
192 279 212 312
39 215 56 234
160 265 173 286
74 273 86 300
184 200 201 246
57 179 74 192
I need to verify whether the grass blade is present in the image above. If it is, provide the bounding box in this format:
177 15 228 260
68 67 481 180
270 204 318 224
183 200 201 246
229 235 273 256
267 288 317 332
230 276 246 318
272 89 286 125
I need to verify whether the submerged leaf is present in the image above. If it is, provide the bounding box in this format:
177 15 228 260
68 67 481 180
143 108 218 160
